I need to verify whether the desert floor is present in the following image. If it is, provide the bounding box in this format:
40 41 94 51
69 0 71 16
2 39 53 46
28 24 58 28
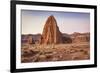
21 42 90 63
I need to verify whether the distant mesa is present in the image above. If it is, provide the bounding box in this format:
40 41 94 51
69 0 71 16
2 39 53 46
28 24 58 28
71 32 90 43
21 34 41 44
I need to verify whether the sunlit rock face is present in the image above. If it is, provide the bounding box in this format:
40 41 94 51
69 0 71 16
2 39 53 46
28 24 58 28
40 15 63 44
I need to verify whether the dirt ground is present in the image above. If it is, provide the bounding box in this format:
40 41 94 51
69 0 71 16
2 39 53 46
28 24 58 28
21 42 90 63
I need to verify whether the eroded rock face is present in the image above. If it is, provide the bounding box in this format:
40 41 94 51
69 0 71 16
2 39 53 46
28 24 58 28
40 15 63 44
21 34 35 44
72 35 90 43
71 33 90 43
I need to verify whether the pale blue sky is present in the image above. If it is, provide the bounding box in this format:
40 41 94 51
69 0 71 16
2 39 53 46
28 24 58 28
21 10 90 34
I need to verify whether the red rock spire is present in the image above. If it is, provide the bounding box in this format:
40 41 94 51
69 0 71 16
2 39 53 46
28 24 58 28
40 15 63 44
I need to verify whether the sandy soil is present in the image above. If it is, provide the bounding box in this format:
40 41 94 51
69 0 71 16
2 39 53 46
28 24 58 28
21 42 90 63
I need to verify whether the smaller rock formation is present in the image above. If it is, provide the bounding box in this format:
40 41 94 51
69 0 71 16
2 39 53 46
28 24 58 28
71 33 90 43
21 34 35 44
